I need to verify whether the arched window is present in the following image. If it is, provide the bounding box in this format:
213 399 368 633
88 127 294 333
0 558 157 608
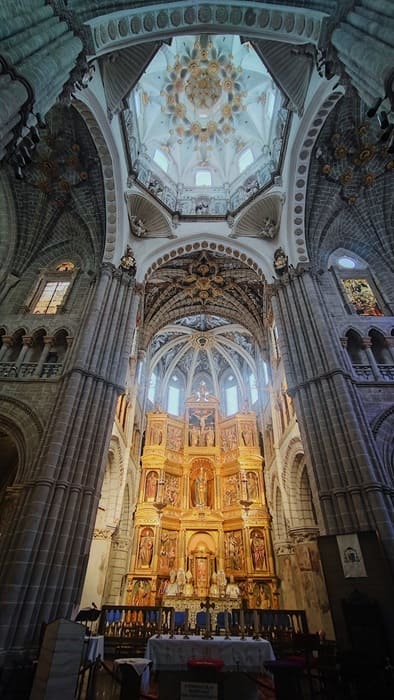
345 330 365 365
223 373 239 416
248 372 258 405
153 149 168 173
195 169 212 186
148 371 157 405
30 262 76 315
167 372 184 416
370 330 391 365
329 250 386 316
238 148 254 173
299 465 318 527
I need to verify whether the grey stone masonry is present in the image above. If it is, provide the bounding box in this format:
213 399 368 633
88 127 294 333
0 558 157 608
271 267 394 572
0 0 83 159
0 264 140 660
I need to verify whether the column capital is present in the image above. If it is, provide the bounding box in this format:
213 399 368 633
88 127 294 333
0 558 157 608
43 336 55 347
288 527 320 544
360 337 372 349
22 335 33 347
339 336 348 348
1 336 14 348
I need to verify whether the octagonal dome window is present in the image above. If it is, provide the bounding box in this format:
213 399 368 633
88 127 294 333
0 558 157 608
126 34 288 217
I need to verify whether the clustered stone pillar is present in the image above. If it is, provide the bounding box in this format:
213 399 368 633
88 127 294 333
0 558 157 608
270 267 394 572
0 0 84 159
0 263 140 658
331 1 394 110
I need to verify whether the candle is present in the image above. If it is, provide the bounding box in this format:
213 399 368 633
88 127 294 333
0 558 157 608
224 609 230 636
253 610 259 636
240 608 245 636
170 610 175 635
157 607 162 636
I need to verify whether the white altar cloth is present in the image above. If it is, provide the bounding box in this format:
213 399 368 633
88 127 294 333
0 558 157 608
146 635 275 673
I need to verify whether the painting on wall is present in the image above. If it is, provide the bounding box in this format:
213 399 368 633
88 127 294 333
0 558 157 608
159 530 177 571
224 530 244 570
145 470 158 501
137 526 154 567
130 578 151 606
250 529 267 570
342 278 383 316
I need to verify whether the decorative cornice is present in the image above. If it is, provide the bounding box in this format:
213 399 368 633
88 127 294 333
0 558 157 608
89 3 327 58
93 527 114 540
289 526 320 543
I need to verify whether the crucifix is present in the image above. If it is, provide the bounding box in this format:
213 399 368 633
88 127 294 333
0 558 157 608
200 597 215 639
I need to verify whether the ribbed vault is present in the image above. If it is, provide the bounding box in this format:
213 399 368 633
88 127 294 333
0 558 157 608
141 249 266 349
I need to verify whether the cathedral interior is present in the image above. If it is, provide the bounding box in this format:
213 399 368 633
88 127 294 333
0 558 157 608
0 0 394 690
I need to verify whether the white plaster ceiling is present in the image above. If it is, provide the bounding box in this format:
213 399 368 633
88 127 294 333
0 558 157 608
129 34 285 209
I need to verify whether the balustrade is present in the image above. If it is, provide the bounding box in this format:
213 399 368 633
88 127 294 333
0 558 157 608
0 361 63 378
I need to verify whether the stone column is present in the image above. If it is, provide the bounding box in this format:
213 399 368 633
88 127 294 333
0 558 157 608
385 336 394 364
360 337 381 380
0 263 141 659
270 268 394 571
0 335 13 362
0 0 85 160
34 336 54 376
331 2 394 111
15 335 33 368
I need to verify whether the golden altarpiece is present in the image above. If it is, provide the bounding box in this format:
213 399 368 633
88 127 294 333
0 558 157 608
126 388 279 620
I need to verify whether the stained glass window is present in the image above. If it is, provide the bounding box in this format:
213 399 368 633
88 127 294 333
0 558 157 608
342 278 383 316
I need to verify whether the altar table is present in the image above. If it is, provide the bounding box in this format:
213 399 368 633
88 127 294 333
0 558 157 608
146 634 275 673
146 635 275 700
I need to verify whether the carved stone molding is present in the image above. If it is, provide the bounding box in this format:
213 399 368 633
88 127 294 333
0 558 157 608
93 528 114 540
288 527 320 544
91 4 325 57
273 541 295 557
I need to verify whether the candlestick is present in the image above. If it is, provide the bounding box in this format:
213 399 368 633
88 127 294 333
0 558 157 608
170 609 175 637
156 607 162 638
224 609 230 639
183 608 189 638
253 610 260 639
240 608 245 639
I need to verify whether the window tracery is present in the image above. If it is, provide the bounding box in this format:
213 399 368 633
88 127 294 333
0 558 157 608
29 262 77 315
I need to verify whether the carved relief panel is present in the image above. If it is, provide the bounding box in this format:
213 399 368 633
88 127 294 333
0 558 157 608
163 472 180 507
159 530 178 572
224 530 244 571
223 473 240 506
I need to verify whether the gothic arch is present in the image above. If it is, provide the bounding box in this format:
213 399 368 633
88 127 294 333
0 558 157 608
282 436 304 489
89 3 328 58
73 99 123 264
371 407 394 487
0 397 43 482
0 171 18 276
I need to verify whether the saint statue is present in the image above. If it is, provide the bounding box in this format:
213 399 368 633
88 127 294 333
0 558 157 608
194 467 208 506
166 569 178 596
184 570 194 597
209 571 219 597
225 575 240 600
